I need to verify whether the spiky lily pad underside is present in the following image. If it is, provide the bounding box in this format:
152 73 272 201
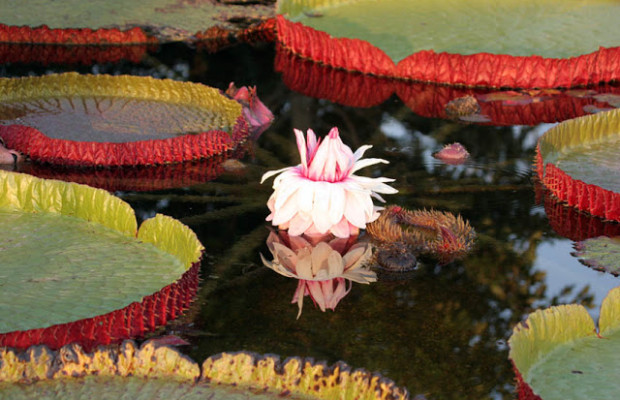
276 0 620 88
509 287 620 400
367 205 476 265
0 73 249 167
0 171 203 350
0 0 275 44
0 340 409 400
536 108 620 222
275 48 620 125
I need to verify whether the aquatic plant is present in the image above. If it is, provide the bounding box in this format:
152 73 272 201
535 108 620 222
0 170 203 350
433 143 470 165
0 340 409 399
261 127 397 238
224 82 274 139
509 286 620 400
367 205 476 264
0 73 263 167
0 138 21 165
275 46 620 125
276 0 620 88
261 230 376 318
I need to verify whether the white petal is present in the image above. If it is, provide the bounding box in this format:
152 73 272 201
296 180 315 213
260 166 292 184
287 212 314 236
327 184 346 225
311 182 332 233
343 189 372 228
349 158 388 174
352 144 373 160
274 180 302 211
272 195 300 226
294 128 308 171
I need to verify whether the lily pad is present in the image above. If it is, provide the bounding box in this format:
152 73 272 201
0 0 275 44
572 236 620 276
275 47 620 124
276 0 620 88
0 73 249 167
0 170 203 350
509 286 620 400
540 183 620 241
536 108 620 221
0 340 409 400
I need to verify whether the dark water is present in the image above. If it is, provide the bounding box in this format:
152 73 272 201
3 42 620 400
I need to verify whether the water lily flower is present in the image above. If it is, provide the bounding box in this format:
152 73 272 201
261 231 376 318
0 138 22 165
225 82 274 139
433 142 470 165
261 127 397 238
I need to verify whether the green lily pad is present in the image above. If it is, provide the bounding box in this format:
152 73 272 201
0 170 203 348
573 236 620 276
279 0 620 61
0 340 409 399
0 0 275 43
536 108 620 221
509 286 620 400
276 0 620 88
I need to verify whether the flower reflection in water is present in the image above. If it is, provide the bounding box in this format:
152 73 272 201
261 230 376 318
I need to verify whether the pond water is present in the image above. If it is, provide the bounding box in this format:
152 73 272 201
2 42 620 400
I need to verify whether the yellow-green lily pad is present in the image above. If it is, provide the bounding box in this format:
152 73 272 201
0 170 203 349
509 286 620 400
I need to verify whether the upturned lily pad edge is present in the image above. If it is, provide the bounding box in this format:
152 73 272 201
508 286 620 400
0 72 250 167
275 15 620 89
535 108 620 222
0 170 204 350
0 340 410 400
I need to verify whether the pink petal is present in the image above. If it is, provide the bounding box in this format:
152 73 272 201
294 128 308 173
287 212 314 236
343 189 370 228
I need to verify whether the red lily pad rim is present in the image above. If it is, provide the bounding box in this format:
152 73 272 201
275 46 620 125
276 15 620 89
0 23 154 45
0 73 250 167
535 108 620 222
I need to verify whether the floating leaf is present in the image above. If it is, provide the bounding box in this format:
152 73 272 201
509 286 620 400
539 183 620 241
275 47 620 124
0 0 275 44
536 108 620 222
572 236 620 276
276 0 620 88
0 73 250 167
0 170 203 350
0 340 409 399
